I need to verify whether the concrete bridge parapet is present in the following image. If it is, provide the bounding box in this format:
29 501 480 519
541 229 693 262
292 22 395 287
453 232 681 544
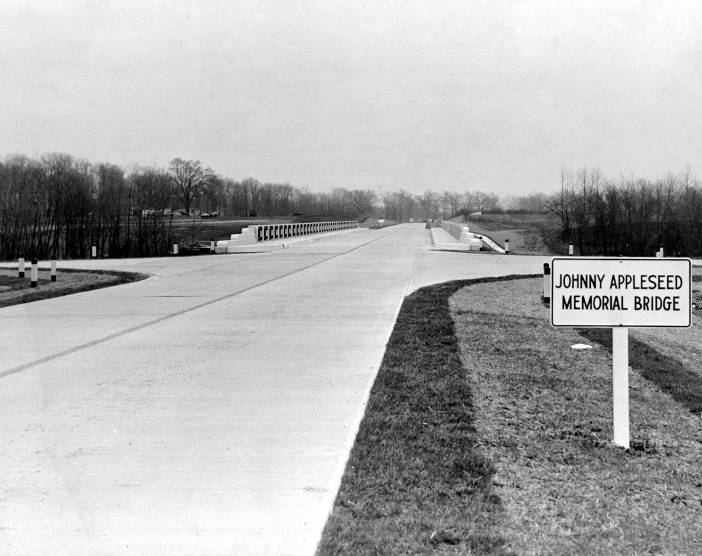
216 220 360 253
440 221 482 251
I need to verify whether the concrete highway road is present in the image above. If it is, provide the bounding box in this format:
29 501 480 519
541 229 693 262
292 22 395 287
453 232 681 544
0 224 547 555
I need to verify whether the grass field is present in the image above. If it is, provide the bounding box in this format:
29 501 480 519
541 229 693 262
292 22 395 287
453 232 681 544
0 267 147 308
319 272 702 555
318 277 529 556
169 217 293 246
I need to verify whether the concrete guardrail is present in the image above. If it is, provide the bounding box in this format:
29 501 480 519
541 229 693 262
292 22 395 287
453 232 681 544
216 221 359 253
439 220 509 254
440 221 482 251
479 234 506 254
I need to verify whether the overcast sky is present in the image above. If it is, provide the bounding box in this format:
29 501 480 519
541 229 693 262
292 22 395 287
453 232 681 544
2 0 702 196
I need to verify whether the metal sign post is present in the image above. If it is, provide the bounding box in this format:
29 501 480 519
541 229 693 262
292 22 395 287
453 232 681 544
612 327 630 448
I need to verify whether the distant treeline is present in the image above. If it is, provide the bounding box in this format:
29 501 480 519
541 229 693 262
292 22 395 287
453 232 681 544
0 154 382 260
0 152 508 260
386 189 502 223
4 153 699 260
549 168 702 256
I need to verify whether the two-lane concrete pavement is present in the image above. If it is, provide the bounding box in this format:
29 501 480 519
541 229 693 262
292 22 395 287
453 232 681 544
0 224 547 555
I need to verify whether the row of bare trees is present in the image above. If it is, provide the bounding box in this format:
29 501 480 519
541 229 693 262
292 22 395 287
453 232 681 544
549 168 702 256
0 153 385 260
380 189 502 222
208 181 378 219
0 154 187 259
12 153 697 261
0 150 521 261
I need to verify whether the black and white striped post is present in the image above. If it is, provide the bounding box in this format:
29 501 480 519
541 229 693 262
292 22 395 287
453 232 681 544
542 262 551 304
504 238 510 254
30 258 38 287
210 238 215 254
18 256 25 278
51 258 57 281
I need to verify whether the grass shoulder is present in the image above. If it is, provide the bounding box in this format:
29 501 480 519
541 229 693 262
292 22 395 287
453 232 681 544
0 268 147 308
318 275 537 555
319 274 702 554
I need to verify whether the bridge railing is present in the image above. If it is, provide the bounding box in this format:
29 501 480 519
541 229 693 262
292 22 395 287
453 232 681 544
217 220 360 252
254 221 359 242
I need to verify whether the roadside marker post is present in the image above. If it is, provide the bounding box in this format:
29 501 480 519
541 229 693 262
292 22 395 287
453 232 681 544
91 245 97 259
504 239 510 254
30 258 38 288
173 242 179 256
542 262 551 303
51 258 57 282
550 257 692 449
569 243 574 255
210 238 215 254
18 256 25 278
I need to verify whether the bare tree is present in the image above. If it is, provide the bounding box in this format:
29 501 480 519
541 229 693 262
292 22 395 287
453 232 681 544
439 191 461 219
420 190 440 221
382 191 399 220
351 188 377 216
169 158 215 215
201 175 225 214
241 177 261 216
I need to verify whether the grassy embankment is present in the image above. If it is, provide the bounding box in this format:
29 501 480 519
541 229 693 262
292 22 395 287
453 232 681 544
453 212 561 255
0 268 147 308
168 217 292 249
319 273 702 555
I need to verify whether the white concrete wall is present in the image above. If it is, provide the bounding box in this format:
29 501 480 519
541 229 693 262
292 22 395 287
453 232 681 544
440 220 482 250
479 234 506 254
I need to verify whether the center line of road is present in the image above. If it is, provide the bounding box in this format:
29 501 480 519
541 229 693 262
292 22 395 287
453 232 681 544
0 230 401 379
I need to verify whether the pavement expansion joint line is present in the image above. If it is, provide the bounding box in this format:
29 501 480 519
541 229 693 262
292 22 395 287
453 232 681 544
146 295 204 298
0 228 401 379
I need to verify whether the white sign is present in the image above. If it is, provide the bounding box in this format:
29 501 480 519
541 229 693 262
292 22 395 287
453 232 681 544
551 257 691 328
